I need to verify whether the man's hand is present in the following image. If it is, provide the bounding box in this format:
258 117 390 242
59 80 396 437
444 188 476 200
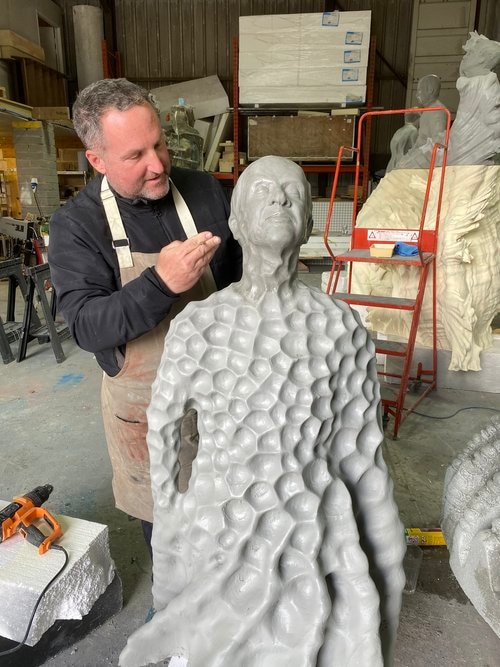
155 231 221 294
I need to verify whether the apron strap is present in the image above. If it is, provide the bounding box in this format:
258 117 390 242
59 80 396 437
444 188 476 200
169 179 218 294
100 176 134 269
100 174 217 294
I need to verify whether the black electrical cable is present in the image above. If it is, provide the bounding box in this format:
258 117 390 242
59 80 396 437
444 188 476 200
0 544 69 657
413 406 500 420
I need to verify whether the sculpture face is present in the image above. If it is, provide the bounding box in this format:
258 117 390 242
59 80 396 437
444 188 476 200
231 157 312 250
416 74 441 106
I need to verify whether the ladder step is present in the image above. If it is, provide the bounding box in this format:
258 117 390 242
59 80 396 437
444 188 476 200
333 293 416 310
374 339 408 356
335 249 434 265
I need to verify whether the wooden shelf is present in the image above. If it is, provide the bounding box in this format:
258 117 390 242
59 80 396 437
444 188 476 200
212 172 235 181
228 36 376 195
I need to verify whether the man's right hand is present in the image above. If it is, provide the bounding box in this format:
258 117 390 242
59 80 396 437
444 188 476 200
155 231 221 294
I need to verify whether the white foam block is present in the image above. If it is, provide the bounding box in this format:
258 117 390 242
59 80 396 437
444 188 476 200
239 11 371 105
0 510 116 645
151 75 229 122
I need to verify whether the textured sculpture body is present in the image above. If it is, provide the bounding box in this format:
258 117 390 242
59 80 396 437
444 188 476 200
120 156 405 667
442 416 500 637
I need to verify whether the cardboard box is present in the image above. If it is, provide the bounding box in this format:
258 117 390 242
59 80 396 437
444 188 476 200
370 243 395 258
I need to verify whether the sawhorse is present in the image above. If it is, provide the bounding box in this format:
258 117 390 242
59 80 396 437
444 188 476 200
17 263 71 363
0 258 41 364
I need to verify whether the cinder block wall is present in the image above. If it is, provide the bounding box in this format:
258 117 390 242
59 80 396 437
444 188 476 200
13 120 60 219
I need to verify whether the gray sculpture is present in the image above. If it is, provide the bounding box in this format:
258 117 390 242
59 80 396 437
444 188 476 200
442 415 500 637
448 31 500 165
395 74 448 169
119 156 405 667
386 112 419 172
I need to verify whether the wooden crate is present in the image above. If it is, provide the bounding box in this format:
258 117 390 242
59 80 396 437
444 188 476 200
247 114 355 161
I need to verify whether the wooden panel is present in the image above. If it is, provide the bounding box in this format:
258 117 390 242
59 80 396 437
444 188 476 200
416 34 469 57
247 115 355 161
17 59 67 108
418 2 473 29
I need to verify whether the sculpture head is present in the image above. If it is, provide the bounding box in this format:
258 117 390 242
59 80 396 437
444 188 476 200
459 31 500 77
416 74 442 107
229 156 313 255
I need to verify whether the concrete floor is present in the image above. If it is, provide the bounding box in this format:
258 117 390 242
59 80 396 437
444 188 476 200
1 276 500 666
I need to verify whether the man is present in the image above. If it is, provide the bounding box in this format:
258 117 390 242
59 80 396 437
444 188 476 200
119 157 405 667
48 78 241 544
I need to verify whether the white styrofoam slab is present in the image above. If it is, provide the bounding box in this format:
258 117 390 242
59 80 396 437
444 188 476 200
299 233 350 259
151 75 229 122
240 85 367 106
0 511 116 645
239 11 371 105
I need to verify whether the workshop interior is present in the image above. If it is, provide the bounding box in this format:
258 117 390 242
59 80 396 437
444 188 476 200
1 1 499 666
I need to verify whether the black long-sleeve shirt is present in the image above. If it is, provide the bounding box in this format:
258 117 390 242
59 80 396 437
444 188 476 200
49 167 242 376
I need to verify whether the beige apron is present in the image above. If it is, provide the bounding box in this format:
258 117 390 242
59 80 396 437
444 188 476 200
100 176 216 522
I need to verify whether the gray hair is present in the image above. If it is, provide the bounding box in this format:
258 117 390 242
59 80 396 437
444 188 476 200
72 78 160 151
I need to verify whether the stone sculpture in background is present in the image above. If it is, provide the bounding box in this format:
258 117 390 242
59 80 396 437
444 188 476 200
447 31 500 165
395 74 448 169
442 415 500 638
119 156 406 667
385 112 419 173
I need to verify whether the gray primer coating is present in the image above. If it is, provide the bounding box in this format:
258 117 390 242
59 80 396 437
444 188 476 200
442 416 500 637
119 156 406 667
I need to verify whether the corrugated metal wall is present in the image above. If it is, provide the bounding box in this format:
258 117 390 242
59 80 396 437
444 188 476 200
115 0 324 91
113 0 413 164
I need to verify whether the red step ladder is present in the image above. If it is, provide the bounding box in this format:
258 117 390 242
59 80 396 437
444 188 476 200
324 107 451 439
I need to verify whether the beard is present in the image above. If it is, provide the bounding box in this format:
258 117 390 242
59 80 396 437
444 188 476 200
137 172 170 200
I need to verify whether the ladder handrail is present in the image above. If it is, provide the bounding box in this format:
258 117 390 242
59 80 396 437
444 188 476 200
323 144 359 261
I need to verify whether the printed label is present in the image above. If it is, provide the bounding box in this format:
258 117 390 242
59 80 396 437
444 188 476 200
344 49 361 64
322 11 340 26
346 31 363 45
367 229 419 242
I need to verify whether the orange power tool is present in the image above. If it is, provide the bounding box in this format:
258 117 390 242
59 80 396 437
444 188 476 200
0 484 62 555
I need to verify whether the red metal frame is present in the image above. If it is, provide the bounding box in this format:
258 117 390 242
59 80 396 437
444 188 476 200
323 106 451 438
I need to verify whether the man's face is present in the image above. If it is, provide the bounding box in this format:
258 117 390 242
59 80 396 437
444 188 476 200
86 104 171 200
240 161 309 249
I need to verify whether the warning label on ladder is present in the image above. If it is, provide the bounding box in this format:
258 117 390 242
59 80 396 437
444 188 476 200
367 229 419 242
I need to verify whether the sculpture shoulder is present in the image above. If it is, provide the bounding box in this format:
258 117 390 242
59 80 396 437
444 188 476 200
167 287 243 341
